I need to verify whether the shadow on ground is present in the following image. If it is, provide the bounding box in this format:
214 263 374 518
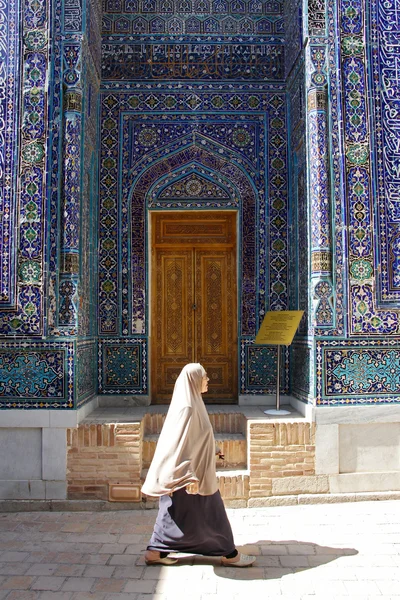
167 540 359 580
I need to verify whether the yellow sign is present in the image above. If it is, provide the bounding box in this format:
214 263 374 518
255 310 304 346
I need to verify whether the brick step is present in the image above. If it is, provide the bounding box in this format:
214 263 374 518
140 468 249 503
217 469 250 502
143 412 246 435
142 432 247 470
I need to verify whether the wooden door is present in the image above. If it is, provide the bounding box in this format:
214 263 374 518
151 212 237 403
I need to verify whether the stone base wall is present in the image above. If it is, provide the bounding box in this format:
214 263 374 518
249 422 318 498
67 418 318 502
67 423 143 500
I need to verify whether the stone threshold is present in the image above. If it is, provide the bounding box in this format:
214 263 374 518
1 490 400 512
81 404 309 424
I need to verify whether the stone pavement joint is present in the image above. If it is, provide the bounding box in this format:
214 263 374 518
0 499 399 599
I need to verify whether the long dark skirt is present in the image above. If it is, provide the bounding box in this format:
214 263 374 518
147 488 235 556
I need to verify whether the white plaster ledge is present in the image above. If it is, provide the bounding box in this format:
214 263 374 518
315 404 400 425
0 396 99 429
329 472 400 494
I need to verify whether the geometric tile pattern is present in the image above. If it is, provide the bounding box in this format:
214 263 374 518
0 340 74 409
99 86 289 395
77 341 97 406
98 339 148 394
290 342 312 402
0 0 20 308
102 0 284 37
317 339 400 405
370 0 400 304
337 0 400 336
241 341 288 394
0 0 49 336
3 0 400 409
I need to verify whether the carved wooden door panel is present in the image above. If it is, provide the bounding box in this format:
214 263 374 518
151 212 237 404
194 250 237 400
152 249 195 399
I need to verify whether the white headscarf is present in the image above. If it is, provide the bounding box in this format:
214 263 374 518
141 363 218 497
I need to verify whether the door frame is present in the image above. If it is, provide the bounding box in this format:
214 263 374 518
148 209 239 404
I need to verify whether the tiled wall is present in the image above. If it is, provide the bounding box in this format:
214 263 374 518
2 0 400 409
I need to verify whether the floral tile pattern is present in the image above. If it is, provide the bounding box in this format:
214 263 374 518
1 0 400 408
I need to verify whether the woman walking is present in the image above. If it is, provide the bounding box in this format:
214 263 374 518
142 363 256 567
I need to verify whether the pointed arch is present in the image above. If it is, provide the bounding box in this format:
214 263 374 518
127 143 259 337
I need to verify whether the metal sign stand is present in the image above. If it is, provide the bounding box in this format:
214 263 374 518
264 345 291 416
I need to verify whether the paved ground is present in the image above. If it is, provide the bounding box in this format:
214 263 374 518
0 499 399 599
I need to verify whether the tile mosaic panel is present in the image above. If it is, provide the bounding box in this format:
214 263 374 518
77 340 96 405
240 340 288 394
317 339 400 405
0 341 74 408
0 0 19 307
87 0 102 76
102 41 284 80
47 0 101 340
64 0 83 32
98 82 288 394
290 342 312 402
98 338 148 394
79 46 100 338
102 0 284 36
47 0 63 335
284 0 302 76
369 0 400 304
0 0 49 336
99 87 288 343
308 0 326 36
337 0 400 336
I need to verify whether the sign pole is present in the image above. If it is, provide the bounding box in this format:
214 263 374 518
264 345 291 416
276 345 280 411
254 310 304 417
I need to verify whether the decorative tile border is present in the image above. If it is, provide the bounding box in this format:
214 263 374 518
76 340 97 406
316 338 400 405
0 341 74 409
0 0 19 307
240 339 289 394
98 338 148 394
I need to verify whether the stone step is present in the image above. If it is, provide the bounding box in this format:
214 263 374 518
143 411 246 435
140 468 249 504
217 469 250 504
142 432 247 470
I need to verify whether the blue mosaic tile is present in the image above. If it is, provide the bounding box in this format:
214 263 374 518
3 0 400 410
317 339 400 405
98 338 148 394
77 341 97 405
0 341 74 409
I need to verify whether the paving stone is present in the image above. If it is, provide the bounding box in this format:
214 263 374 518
0 552 30 563
104 595 140 600
25 564 60 576
70 593 107 600
109 555 139 566
37 593 73 600
53 565 86 577
61 577 96 592
0 499 400 599
92 578 126 593
99 544 128 554
0 563 31 576
83 565 116 578
5 592 39 600
31 576 67 591
0 575 35 590
112 566 145 579
124 579 156 594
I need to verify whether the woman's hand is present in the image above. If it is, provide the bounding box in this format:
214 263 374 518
185 480 199 495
